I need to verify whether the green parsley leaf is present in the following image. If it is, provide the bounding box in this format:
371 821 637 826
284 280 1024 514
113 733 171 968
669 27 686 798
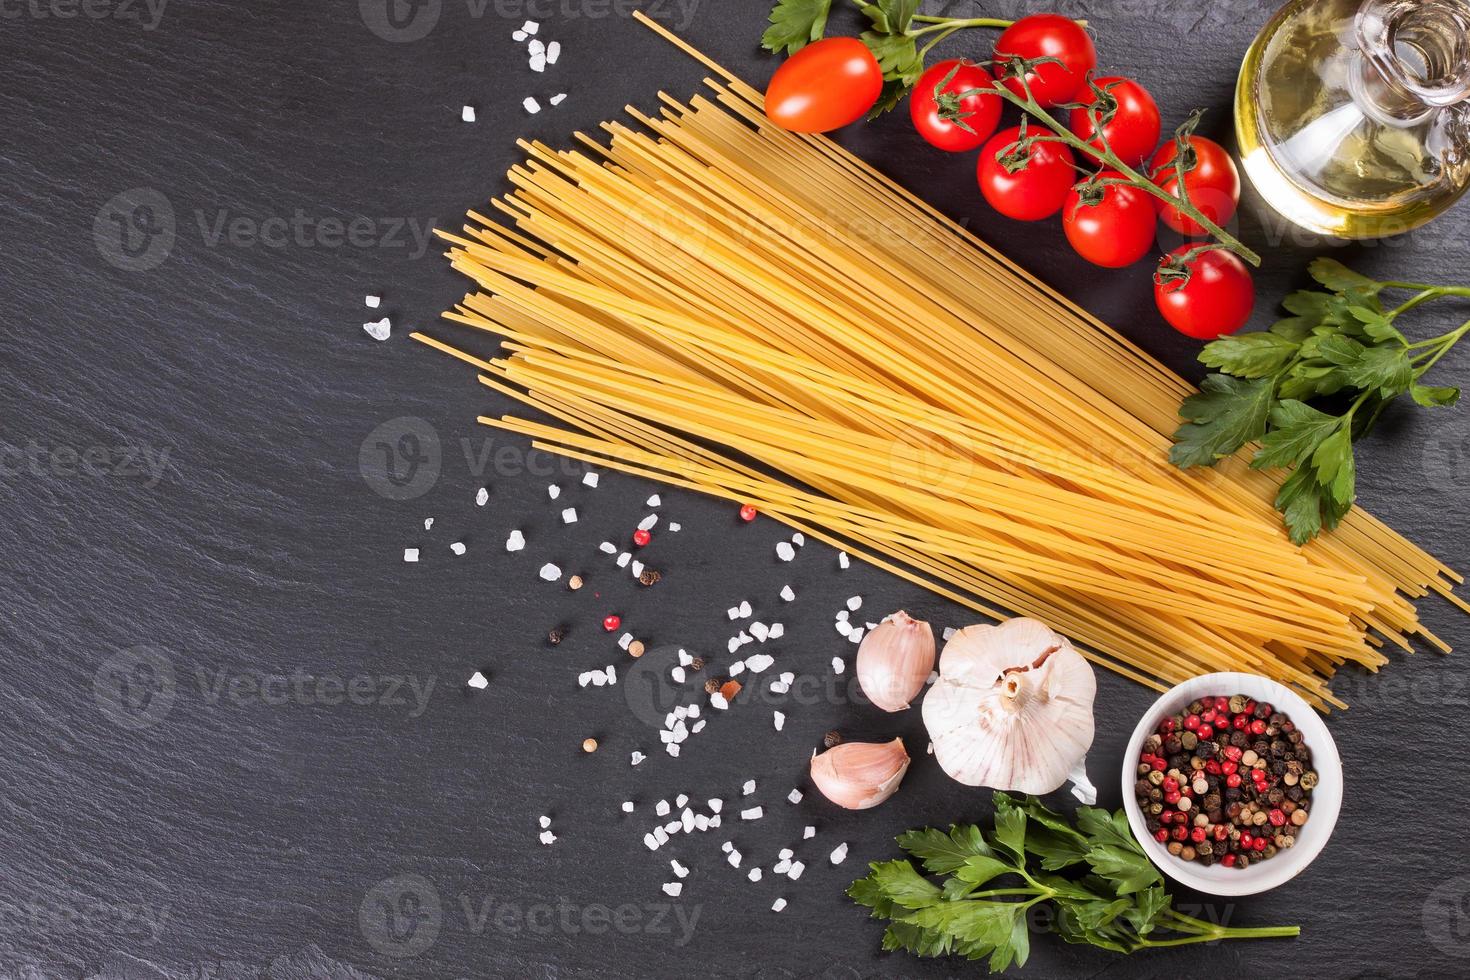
1309 256 1383 299
1252 400 1343 471
991 805 1027 862
1199 332 1300 378
1311 425 1356 505
897 825 994 875
1122 885 1169 936
1275 464 1328 545
1084 844 1161 896
858 0 918 33
869 859 946 909
760 0 832 54
1412 383 1461 407
1170 374 1275 467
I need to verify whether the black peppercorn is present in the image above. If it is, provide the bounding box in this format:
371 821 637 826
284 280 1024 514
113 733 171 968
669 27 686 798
1163 733 1183 755
548 626 566 645
823 729 843 748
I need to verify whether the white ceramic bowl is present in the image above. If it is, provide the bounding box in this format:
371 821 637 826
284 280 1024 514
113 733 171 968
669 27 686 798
1121 672 1342 896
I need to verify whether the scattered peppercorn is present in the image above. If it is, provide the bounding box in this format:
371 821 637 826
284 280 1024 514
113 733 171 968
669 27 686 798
548 627 566 645
824 730 843 748
689 657 705 671
703 678 723 694
602 614 621 632
628 640 646 658
582 737 598 753
568 574 584 590
1134 693 1315 871
738 504 758 522
632 529 651 547
638 569 662 586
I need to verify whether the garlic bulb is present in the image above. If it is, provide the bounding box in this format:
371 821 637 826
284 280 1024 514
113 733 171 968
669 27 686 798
921 618 1096 802
809 737 910 809
857 611 935 712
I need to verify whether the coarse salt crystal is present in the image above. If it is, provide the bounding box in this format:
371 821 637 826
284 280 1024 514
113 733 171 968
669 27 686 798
577 672 592 688
676 793 689 807
694 813 710 831
619 633 633 650
604 665 617 685
746 654 774 673
622 801 635 813
506 530 525 552
450 542 466 556
583 472 599 487
530 53 546 72
771 898 787 913
750 622 769 642
467 672 488 689
727 606 741 620
729 660 745 677
539 815 552 829
779 672 795 685
835 621 852 637
773 859 791 874
737 600 752 618
787 789 802 804
804 825 816 839
681 809 695 833
688 704 700 719
461 105 476 122
671 666 686 684
780 584 795 601
646 494 661 507
726 637 741 655
546 40 561 64
539 830 557 845
710 693 729 710
847 596 862 611
849 628 864 644
792 532 804 546
832 657 845 674
742 780 756 796
591 672 607 688
476 487 489 506
773 711 785 731
670 859 689 879
747 867 762 882
528 38 545 55
661 882 682 898
788 861 805 880
364 318 391 341
513 29 527 41
644 832 660 851
668 521 680 531
830 842 849 865
836 610 850 622
708 799 723 813
667 743 680 757
678 649 694 667
943 626 957 640
776 542 796 562
631 751 646 765
539 563 562 582
550 92 567 106
524 96 541 114
721 840 733 853
653 827 670 845
740 806 763 821
403 548 419 563
365 295 381 308
520 19 538 33
561 507 577 524
631 560 644 577
547 484 560 500
778 848 793 860
656 799 671 816
617 552 631 568
600 541 616 554
838 552 850 569
769 623 785 639
709 814 721 828
768 680 788 695
639 514 658 531
727 850 741 868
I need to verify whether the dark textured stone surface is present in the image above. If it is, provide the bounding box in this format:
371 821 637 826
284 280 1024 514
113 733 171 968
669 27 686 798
2 1 1468 977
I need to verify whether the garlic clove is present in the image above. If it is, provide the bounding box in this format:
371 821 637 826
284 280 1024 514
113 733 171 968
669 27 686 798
856 611 936 712
809 737 910 810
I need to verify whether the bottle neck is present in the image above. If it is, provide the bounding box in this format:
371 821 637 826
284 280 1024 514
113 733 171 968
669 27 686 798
1356 0 1470 119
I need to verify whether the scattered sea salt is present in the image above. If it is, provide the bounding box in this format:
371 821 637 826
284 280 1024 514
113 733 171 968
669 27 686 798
788 861 805 880
547 484 560 500
638 514 658 531
729 660 745 677
520 19 538 33
832 657 845 674
450 542 466 556
830 842 849 865
721 840 733 853
787 789 802 804
670 859 689 879
656 799 671 817
528 38 545 55
838 552 850 569
539 815 552 829
726 850 741 868
539 563 562 582
708 799 723 813
747 868 762 882
524 97 541 114
710 693 729 710
619 633 633 650
740 807 764 821
676 793 689 807
678 650 694 667
583 472 599 488
539 831 556 845
364 318 391 341
512 29 527 41
546 40 561 64
773 858 791 875
506 530 525 552
772 898 787 913
738 600 752 617
849 628 864 644
476 487 489 506
622 801 635 813
943 626 958 641
560 507 577 524
365 295 380 308
631 751 646 766
773 711 785 731
550 92 567 106
461 105 476 123
746 654 774 673
775 542 796 562
671 666 687 684
779 672 795 686
600 541 617 554
467 672 488 689
668 521 680 531
742 780 756 796
769 623 785 639
644 833 660 851
403 548 419 563
617 552 631 568
646 494 661 507
847 596 862 611
780 585 795 601
804 826 816 839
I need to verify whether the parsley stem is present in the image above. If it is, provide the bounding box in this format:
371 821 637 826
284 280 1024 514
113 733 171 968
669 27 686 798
918 24 965 58
1412 319 1470 374
909 16 1015 36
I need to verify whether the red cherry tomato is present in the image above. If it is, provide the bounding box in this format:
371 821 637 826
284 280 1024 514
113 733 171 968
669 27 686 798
909 59 1002 152
1067 76 1161 167
1062 173 1158 268
764 37 883 133
1148 136 1242 235
977 126 1078 221
1153 246 1255 339
993 14 1097 107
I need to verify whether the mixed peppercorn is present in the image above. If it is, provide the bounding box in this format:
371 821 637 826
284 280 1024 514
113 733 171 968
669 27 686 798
1135 694 1317 870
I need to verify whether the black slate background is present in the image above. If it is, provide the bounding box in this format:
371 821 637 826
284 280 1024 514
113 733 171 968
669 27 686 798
3 1 1470 978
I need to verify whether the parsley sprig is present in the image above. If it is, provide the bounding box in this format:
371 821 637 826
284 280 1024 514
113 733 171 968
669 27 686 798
848 793 1298 972
1171 258 1470 543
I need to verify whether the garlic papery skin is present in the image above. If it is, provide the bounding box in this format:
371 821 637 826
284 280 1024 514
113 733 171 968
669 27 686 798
921 618 1096 800
857 611 936 712
809 737 910 810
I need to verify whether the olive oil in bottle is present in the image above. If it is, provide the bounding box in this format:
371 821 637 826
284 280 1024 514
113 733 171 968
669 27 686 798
1235 0 1470 238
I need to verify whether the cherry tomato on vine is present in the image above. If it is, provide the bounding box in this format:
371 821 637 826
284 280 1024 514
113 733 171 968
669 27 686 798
993 14 1097 107
977 126 1078 221
910 60 1002 152
1062 173 1158 268
1148 136 1242 235
1153 246 1255 339
764 37 883 133
1067 76 1161 167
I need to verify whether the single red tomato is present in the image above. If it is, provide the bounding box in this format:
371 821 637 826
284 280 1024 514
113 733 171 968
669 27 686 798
1153 246 1255 339
977 126 1078 221
1068 76 1161 167
910 59 1002 152
1148 136 1242 235
993 14 1097 107
764 37 883 133
1062 173 1158 267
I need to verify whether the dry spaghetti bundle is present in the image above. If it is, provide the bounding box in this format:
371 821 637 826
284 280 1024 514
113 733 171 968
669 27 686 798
416 15 1462 710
